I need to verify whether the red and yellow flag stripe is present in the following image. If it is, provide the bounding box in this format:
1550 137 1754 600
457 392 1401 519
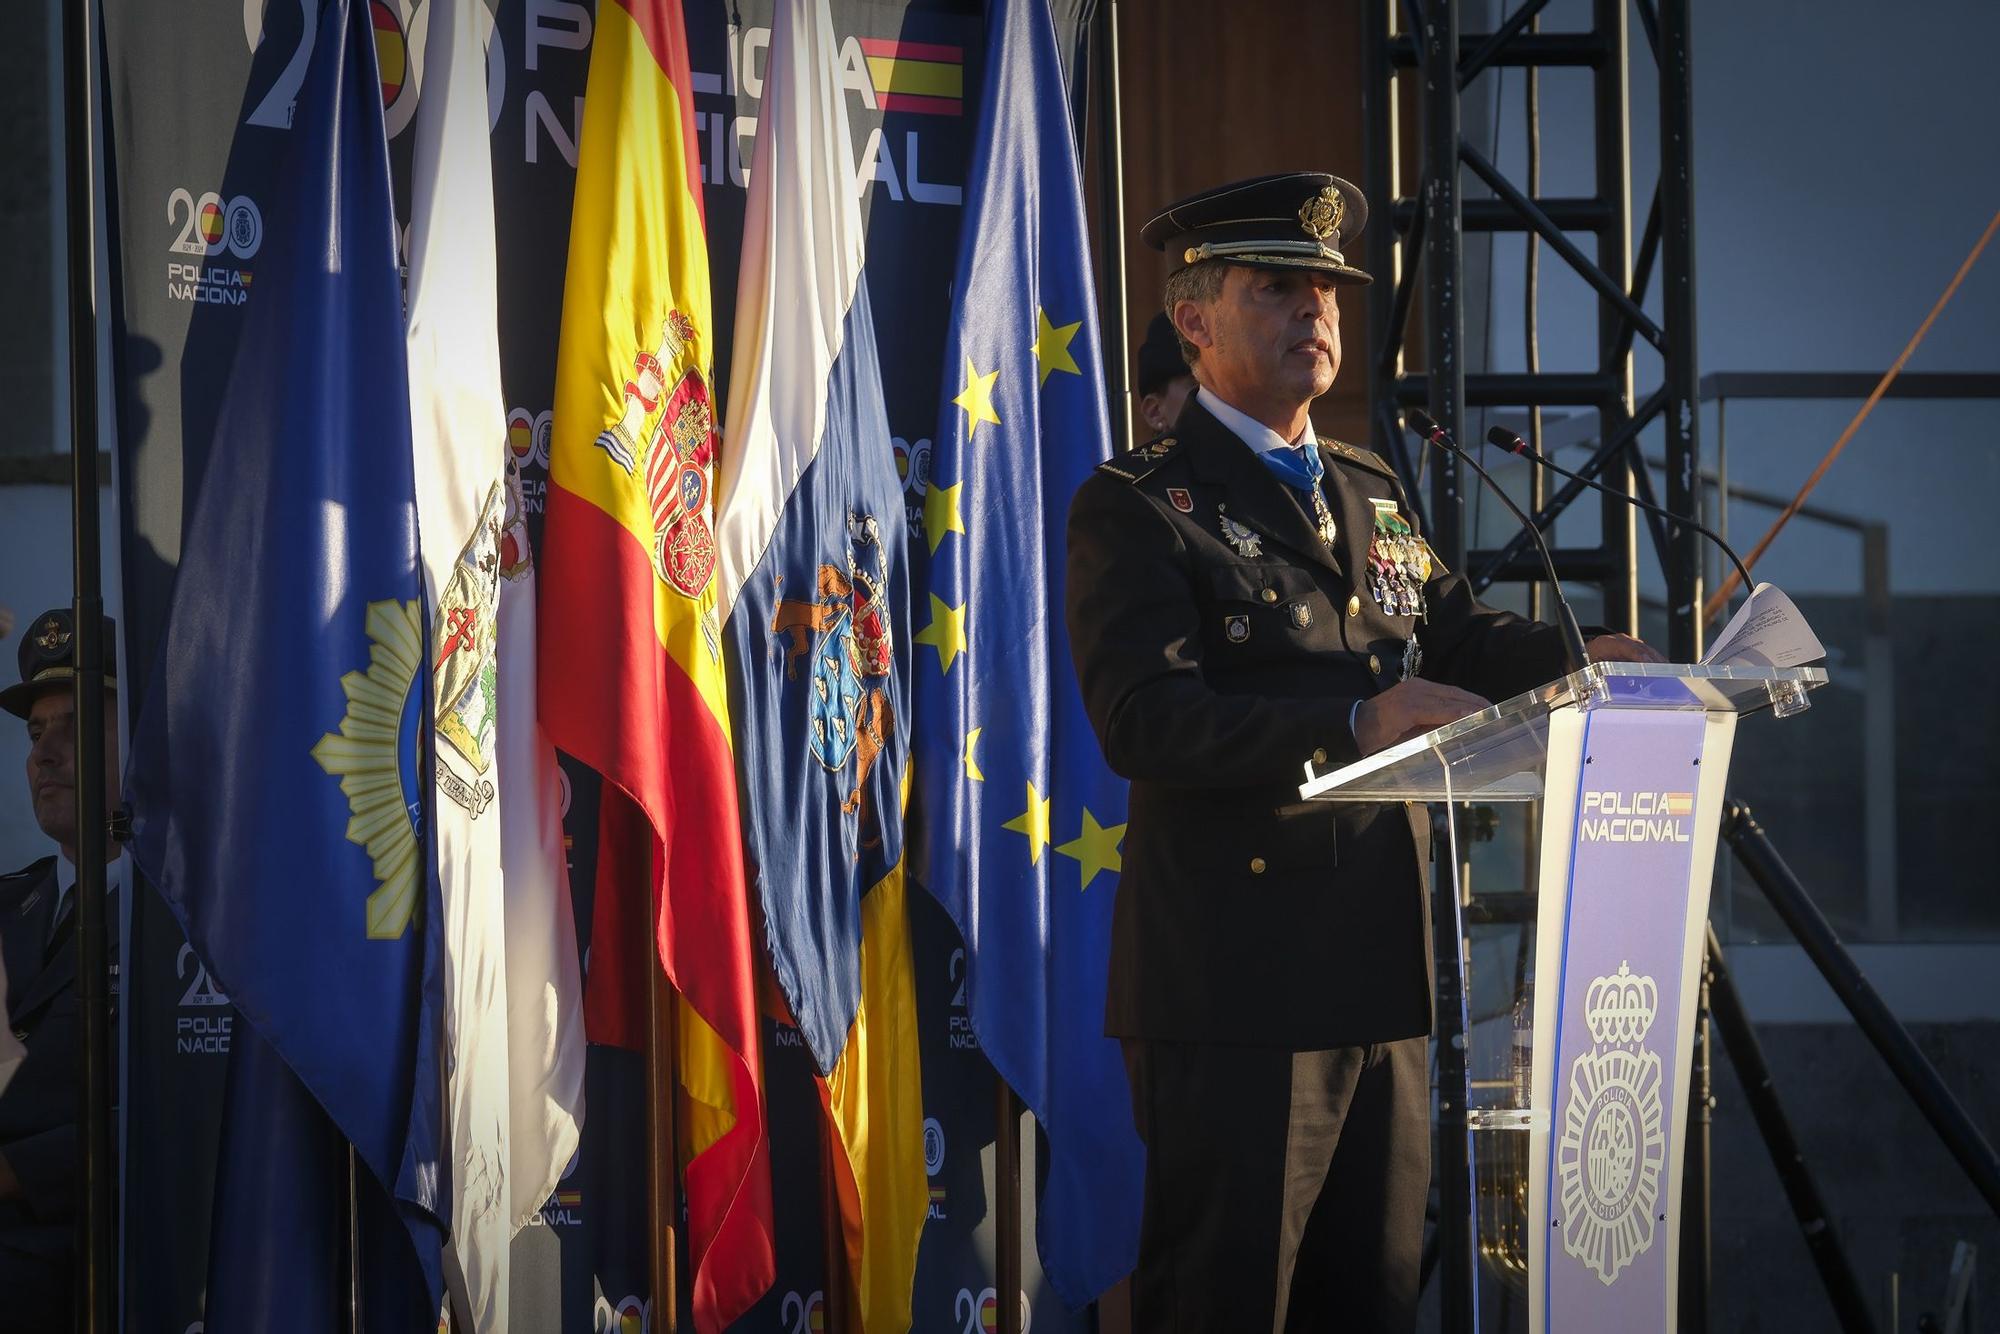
857 37 964 115
537 1 774 1329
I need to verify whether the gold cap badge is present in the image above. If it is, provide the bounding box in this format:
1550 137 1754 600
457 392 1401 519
1298 185 1344 242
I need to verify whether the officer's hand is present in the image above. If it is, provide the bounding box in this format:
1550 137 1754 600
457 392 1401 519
1353 680 1490 756
1587 633 1665 664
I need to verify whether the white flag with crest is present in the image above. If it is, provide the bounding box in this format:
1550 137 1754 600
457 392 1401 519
405 1 585 1327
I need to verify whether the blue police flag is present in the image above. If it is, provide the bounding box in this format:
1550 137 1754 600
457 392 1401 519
123 1 446 1326
908 0 1144 1304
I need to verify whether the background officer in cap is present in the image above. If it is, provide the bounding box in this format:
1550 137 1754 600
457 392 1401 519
1135 311 1197 436
1066 172 1655 1333
0 608 122 1321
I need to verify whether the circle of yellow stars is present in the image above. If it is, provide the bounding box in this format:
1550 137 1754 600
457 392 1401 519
919 306 1121 890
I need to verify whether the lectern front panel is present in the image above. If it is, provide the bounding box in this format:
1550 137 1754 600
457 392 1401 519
1528 706 1737 1334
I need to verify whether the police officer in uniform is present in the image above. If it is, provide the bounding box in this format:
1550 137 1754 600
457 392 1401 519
0 609 121 1322
1064 173 1657 1333
1135 311 1198 437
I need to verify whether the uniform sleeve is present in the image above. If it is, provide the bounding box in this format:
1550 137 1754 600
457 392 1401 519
1065 473 1365 787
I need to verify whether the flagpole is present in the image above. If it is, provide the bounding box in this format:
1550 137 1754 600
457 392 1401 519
817 1102 853 1333
647 966 682 1330
994 1076 1022 1334
61 0 116 1325
345 1145 361 1334
1093 0 1132 455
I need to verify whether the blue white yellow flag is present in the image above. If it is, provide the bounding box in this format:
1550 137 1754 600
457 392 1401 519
908 0 1145 1304
715 0 927 1323
715 0 910 1085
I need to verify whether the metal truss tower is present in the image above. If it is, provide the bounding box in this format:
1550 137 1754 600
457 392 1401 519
1363 0 1704 662
1361 2 1706 1327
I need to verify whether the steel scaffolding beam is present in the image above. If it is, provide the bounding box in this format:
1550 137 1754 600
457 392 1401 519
1363 2 1704 1325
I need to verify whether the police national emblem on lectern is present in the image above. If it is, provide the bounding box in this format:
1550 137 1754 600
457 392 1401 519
1556 962 1668 1285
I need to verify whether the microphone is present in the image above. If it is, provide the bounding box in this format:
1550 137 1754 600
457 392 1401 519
1403 409 1591 675
1484 425 1755 594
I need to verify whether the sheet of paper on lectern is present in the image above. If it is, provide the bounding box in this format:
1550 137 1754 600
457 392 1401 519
1701 582 1827 668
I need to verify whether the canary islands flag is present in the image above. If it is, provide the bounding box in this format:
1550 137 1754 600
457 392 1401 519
124 0 446 1325
716 0 926 1325
908 0 1144 1304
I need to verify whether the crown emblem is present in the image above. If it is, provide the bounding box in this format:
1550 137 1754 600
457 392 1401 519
33 616 69 654
1298 185 1345 242
1583 961 1659 1046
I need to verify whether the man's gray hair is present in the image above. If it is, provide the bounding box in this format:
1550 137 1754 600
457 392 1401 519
1161 259 1228 367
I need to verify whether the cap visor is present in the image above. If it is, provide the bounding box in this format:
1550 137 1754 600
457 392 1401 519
0 671 115 720
1228 254 1373 286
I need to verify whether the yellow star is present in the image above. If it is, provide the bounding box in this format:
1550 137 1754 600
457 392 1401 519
962 727 986 782
924 480 967 556
1001 780 1052 864
913 593 969 674
1033 307 1083 388
952 356 1002 439
1055 808 1127 891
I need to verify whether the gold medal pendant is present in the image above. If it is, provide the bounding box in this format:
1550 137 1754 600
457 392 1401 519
1311 489 1338 546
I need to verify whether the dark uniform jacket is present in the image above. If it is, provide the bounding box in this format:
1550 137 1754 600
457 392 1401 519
1065 396 1573 1049
0 855 93 1259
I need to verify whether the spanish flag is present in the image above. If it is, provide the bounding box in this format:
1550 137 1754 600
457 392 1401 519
537 2 775 1330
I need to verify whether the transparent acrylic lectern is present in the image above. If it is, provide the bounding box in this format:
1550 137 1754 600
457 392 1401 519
1299 662 1827 1333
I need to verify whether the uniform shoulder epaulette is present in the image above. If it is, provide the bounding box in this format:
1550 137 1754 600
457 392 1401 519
1096 435 1179 483
1322 437 1399 481
0 856 53 884
0 856 55 910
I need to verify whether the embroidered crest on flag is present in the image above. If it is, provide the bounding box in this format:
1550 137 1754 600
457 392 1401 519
770 514 896 842
592 310 720 602
433 482 504 799
308 598 427 939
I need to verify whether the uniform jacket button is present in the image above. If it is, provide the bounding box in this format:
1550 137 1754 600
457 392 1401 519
1261 588 1278 603
1249 856 1267 875
1347 595 1361 617
1368 653 1382 674
1312 747 1328 765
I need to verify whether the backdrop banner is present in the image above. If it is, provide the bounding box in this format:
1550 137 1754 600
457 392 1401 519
102 1 1097 1329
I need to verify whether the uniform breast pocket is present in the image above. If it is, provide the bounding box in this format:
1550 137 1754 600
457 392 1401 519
1205 562 1329 656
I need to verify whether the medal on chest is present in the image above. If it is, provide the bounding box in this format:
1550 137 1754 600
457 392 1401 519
1308 485 1338 547
1368 499 1432 620
1216 504 1265 559
1297 443 1338 546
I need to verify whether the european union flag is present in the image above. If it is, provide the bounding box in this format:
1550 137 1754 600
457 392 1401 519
124 1 445 1326
908 0 1143 1304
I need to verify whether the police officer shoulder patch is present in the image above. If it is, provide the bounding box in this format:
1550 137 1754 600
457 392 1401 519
1322 438 1398 482
1096 435 1179 483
